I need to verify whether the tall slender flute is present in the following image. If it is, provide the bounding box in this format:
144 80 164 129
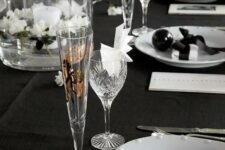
57 26 93 150
121 0 134 29
132 0 153 36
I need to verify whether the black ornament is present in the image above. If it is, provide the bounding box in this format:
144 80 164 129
152 29 173 51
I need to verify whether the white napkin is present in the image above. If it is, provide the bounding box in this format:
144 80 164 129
100 23 133 76
114 24 133 62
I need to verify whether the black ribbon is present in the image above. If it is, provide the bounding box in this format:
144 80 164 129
172 41 190 60
172 28 225 60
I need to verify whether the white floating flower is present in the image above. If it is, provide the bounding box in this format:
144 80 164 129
54 0 83 19
0 17 10 30
107 6 122 16
14 8 33 19
70 16 89 26
55 71 64 86
6 10 17 19
30 20 45 37
59 16 89 29
30 20 56 37
32 2 44 10
8 19 27 35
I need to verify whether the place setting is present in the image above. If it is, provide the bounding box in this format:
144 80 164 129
91 1 225 150
134 26 225 68
118 0 225 150
121 0 225 69
87 25 225 150
130 0 225 69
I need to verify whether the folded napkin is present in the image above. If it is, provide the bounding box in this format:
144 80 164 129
100 23 133 76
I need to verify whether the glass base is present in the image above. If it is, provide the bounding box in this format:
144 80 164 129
91 133 125 150
0 46 60 71
132 26 153 36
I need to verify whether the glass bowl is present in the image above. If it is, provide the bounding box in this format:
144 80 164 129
0 0 92 71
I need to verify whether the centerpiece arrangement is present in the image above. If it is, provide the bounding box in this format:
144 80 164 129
0 0 90 71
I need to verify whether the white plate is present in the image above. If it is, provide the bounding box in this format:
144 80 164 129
135 26 225 68
117 134 225 150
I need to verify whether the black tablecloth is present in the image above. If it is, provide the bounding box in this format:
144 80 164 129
1 0 225 149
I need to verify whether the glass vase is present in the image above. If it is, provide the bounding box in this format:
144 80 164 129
0 0 92 71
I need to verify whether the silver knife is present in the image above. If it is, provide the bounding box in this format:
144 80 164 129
137 126 225 135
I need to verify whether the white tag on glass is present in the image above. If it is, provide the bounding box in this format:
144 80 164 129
100 23 134 76
113 23 133 62
100 44 122 76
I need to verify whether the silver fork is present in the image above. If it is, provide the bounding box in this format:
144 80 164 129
155 127 225 142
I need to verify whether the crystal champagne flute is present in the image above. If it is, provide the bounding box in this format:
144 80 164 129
56 26 93 150
89 50 127 150
132 0 153 36
121 0 135 29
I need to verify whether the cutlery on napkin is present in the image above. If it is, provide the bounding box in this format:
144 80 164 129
137 126 225 135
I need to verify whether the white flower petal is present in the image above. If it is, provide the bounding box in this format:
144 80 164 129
54 0 83 19
55 71 64 86
107 6 122 16
8 19 27 34
7 10 16 19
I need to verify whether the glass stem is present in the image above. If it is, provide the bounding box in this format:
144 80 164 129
125 19 131 29
67 98 85 150
103 100 112 135
7 0 11 10
141 4 148 28
73 127 84 150
23 0 27 8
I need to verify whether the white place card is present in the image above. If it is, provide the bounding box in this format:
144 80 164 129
149 72 225 94
168 4 225 15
